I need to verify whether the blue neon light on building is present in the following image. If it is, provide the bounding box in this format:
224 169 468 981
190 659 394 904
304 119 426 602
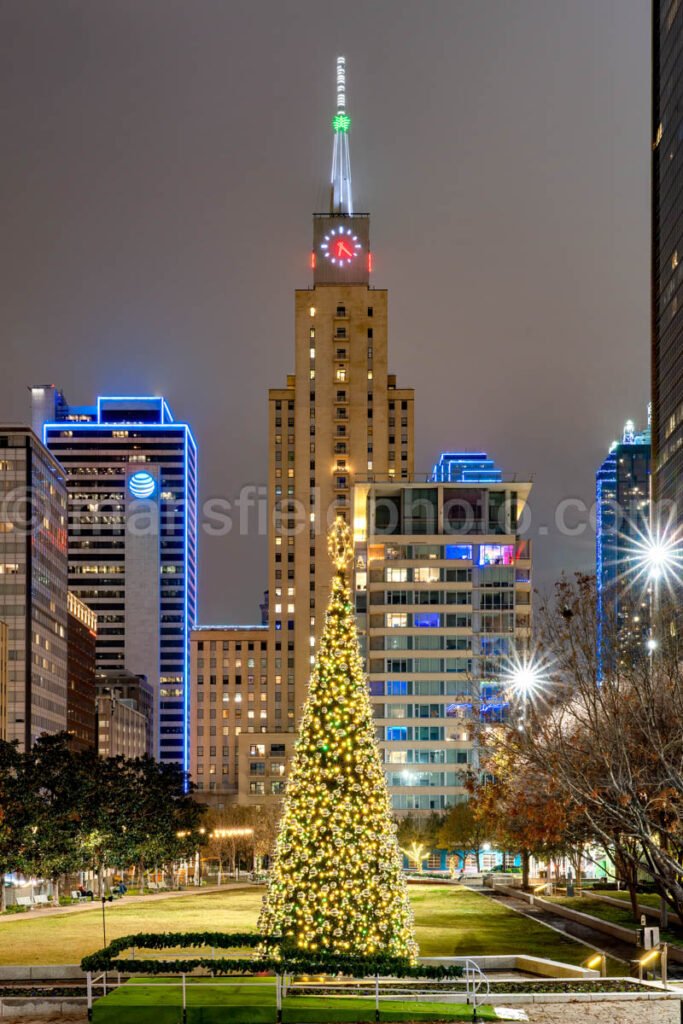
431 451 503 484
36 389 197 771
596 418 650 674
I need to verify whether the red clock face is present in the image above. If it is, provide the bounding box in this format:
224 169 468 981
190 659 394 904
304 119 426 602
320 226 362 265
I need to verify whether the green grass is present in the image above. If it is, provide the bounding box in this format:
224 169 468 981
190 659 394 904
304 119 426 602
0 883 614 969
549 894 683 949
592 888 662 909
93 977 497 1023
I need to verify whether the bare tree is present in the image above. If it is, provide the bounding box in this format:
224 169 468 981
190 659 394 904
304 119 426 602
511 574 683 920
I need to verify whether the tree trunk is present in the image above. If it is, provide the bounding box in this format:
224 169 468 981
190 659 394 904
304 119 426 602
475 849 481 872
522 850 530 891
52 877 60 906
217 858 222 887
97 861 105 897
137 861 145 894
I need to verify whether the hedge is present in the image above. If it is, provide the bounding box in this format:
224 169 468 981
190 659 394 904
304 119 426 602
80 932 464 980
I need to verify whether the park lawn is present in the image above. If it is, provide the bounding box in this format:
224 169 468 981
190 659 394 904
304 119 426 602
548 894 683 949
592 888 662 909
94 977 497 1023
411 886 613 968
0 883 612 969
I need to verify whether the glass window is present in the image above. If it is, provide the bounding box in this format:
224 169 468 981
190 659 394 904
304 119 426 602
445 543 473 560
386 726 408 741
413 612 441 628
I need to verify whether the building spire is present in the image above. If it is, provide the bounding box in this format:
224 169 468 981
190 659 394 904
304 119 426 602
330 56 353 215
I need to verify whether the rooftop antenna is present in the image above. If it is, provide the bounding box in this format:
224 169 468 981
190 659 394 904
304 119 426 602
330 56 353 215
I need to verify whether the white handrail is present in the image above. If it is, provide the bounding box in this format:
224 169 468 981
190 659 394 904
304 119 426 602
463 958 490 1020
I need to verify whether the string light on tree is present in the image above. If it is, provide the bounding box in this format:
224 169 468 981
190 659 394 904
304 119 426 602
259 518 418 960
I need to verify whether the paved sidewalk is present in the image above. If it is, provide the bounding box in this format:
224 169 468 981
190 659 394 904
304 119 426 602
0 883 252 924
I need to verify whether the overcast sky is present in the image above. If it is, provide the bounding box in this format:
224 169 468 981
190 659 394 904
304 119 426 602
0 0 650 622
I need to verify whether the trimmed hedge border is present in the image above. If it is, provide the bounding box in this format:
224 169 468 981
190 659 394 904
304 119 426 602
80 932 464 980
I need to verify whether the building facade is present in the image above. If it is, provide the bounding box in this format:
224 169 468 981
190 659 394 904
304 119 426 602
0 427 68 750
95 669 154 756
189 626 277 803
0 621 8 741
651 0 683 520
266 56 414 755
96 675 151 759
34 390 197 767
596 419 651 654
353 465 532 813
66 591 97 752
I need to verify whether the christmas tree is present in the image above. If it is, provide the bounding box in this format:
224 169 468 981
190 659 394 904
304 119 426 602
259 519 418 959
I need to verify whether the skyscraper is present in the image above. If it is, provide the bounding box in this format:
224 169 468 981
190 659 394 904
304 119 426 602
651 2 683 522
33 389 197 768
0 427 68 749
266 55 415 742
596 418 651 658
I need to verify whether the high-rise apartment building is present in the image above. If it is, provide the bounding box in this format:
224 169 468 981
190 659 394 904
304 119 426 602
0 427 68 749
33 389 197 767
353 458 532 813
266 56 414 748
596 418 651 658
66 591 98 752
651 2 683 519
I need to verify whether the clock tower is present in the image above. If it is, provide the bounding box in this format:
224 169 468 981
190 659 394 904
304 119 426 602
256 57 415 803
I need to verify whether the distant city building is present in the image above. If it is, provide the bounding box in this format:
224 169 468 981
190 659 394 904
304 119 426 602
0 427 68 750
0 621 8 741
651 0 683 531
431 452 504 484
66 591 97 752
353 459 532 813
189 625 273 805
96 671 154 759
32 388 197 768
596 418 651 660
96 670 154 757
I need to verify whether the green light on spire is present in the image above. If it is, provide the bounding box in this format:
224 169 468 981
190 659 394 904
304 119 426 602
333 112 351 133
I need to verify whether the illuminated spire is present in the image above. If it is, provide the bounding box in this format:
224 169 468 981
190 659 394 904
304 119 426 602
330 56 353 214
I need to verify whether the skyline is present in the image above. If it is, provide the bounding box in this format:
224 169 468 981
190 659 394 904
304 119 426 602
0 0 650 622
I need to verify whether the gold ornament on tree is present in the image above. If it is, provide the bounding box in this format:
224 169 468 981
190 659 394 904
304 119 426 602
327 516 353 570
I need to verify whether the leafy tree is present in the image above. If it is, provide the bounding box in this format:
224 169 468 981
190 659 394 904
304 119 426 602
437 802 491 873
0 741 28 912
20 734 85 905
259 520 417 958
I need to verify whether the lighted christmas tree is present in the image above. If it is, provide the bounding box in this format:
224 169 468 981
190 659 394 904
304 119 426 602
259 518 418 959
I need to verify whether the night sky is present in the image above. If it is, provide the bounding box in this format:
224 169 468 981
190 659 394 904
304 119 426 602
0 0 650 623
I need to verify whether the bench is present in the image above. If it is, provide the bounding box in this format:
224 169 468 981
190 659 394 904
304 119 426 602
16 897 33 909
33 894 50 905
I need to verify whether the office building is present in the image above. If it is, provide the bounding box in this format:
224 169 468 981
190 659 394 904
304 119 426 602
189 625 274 803
96 672 153 759
33 389 197 767
353 459 532 813
265 56 414 762
651 1 683 523
66 591 97 751
95 669 154 756
0 427 68 749
0 621 8 741
596 418 651 659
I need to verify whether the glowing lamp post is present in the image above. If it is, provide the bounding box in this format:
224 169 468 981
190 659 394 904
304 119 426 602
502 652 550 730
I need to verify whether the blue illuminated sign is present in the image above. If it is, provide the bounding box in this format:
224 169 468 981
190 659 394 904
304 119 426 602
128 471 156 499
